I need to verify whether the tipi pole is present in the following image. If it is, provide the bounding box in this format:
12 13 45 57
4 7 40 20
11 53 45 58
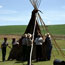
29 15 37 65
37 13 59 55
38 13 65 58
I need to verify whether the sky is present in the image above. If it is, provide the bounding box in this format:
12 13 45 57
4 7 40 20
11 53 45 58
0 0 65 26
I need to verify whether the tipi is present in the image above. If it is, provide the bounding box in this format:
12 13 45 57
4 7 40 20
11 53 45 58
8 0 47 61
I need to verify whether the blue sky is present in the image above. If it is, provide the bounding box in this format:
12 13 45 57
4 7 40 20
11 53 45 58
0 0 65 26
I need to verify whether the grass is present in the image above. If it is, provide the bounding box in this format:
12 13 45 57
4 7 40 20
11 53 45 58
0 24 65 35
0 39 65 65
47 24 65 35
0 25 27 35
0 24 65 65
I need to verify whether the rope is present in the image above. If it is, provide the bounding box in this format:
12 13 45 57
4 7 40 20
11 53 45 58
30 0 41 9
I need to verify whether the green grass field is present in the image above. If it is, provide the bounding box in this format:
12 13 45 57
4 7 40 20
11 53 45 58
0 25 27 35
0 39 65 65
0 24 65 65
0 24 65 35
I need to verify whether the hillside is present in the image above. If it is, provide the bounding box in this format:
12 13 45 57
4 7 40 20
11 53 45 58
0 25 27 35
46 24 65 35
0 24 65 35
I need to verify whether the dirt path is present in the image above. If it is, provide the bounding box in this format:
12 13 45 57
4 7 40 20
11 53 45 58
0 34 65 40
0 34 21 40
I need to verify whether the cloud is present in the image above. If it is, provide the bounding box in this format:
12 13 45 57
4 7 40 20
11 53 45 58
41 10 65 25
0 11 30 25
0 17 23 22
0 16 29 26
0 5 3 8
0 10 17 14
46 21 52 25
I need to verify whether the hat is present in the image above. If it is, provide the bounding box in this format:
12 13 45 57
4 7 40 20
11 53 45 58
46 33 51 38
45 33 50 36
24 34 27 37
47 33 50 36
27 33 32 38
22 34 27 37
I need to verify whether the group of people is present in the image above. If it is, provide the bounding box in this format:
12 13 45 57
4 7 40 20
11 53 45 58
21 33 52 63
0 33 52 64
21 33 33 65
34 33 52 61
1 37 19 61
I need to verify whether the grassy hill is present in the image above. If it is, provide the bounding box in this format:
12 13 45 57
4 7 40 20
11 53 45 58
47 24 65 35
0 25 27 35
0 24 65 35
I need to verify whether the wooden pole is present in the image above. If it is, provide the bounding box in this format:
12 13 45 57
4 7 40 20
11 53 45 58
29 14 37 65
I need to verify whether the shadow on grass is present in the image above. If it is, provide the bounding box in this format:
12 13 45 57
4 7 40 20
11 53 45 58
32 60 48 63
0 60 8 62
15 61 23 63
15 61 27 65
0 61 2 62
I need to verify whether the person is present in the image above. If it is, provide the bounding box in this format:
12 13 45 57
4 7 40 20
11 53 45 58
12 38 19 47
45 33 52 60
27 33 33 65
7 38 19 60
1 37 8 61
21 34 28 61
35 34 44 61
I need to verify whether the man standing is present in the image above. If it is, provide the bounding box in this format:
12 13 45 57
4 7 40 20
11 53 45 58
35 34 44 61
7 38 19 60
1 38 8 61
45 33 52 60
12 38 19 48
22 34 28 61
